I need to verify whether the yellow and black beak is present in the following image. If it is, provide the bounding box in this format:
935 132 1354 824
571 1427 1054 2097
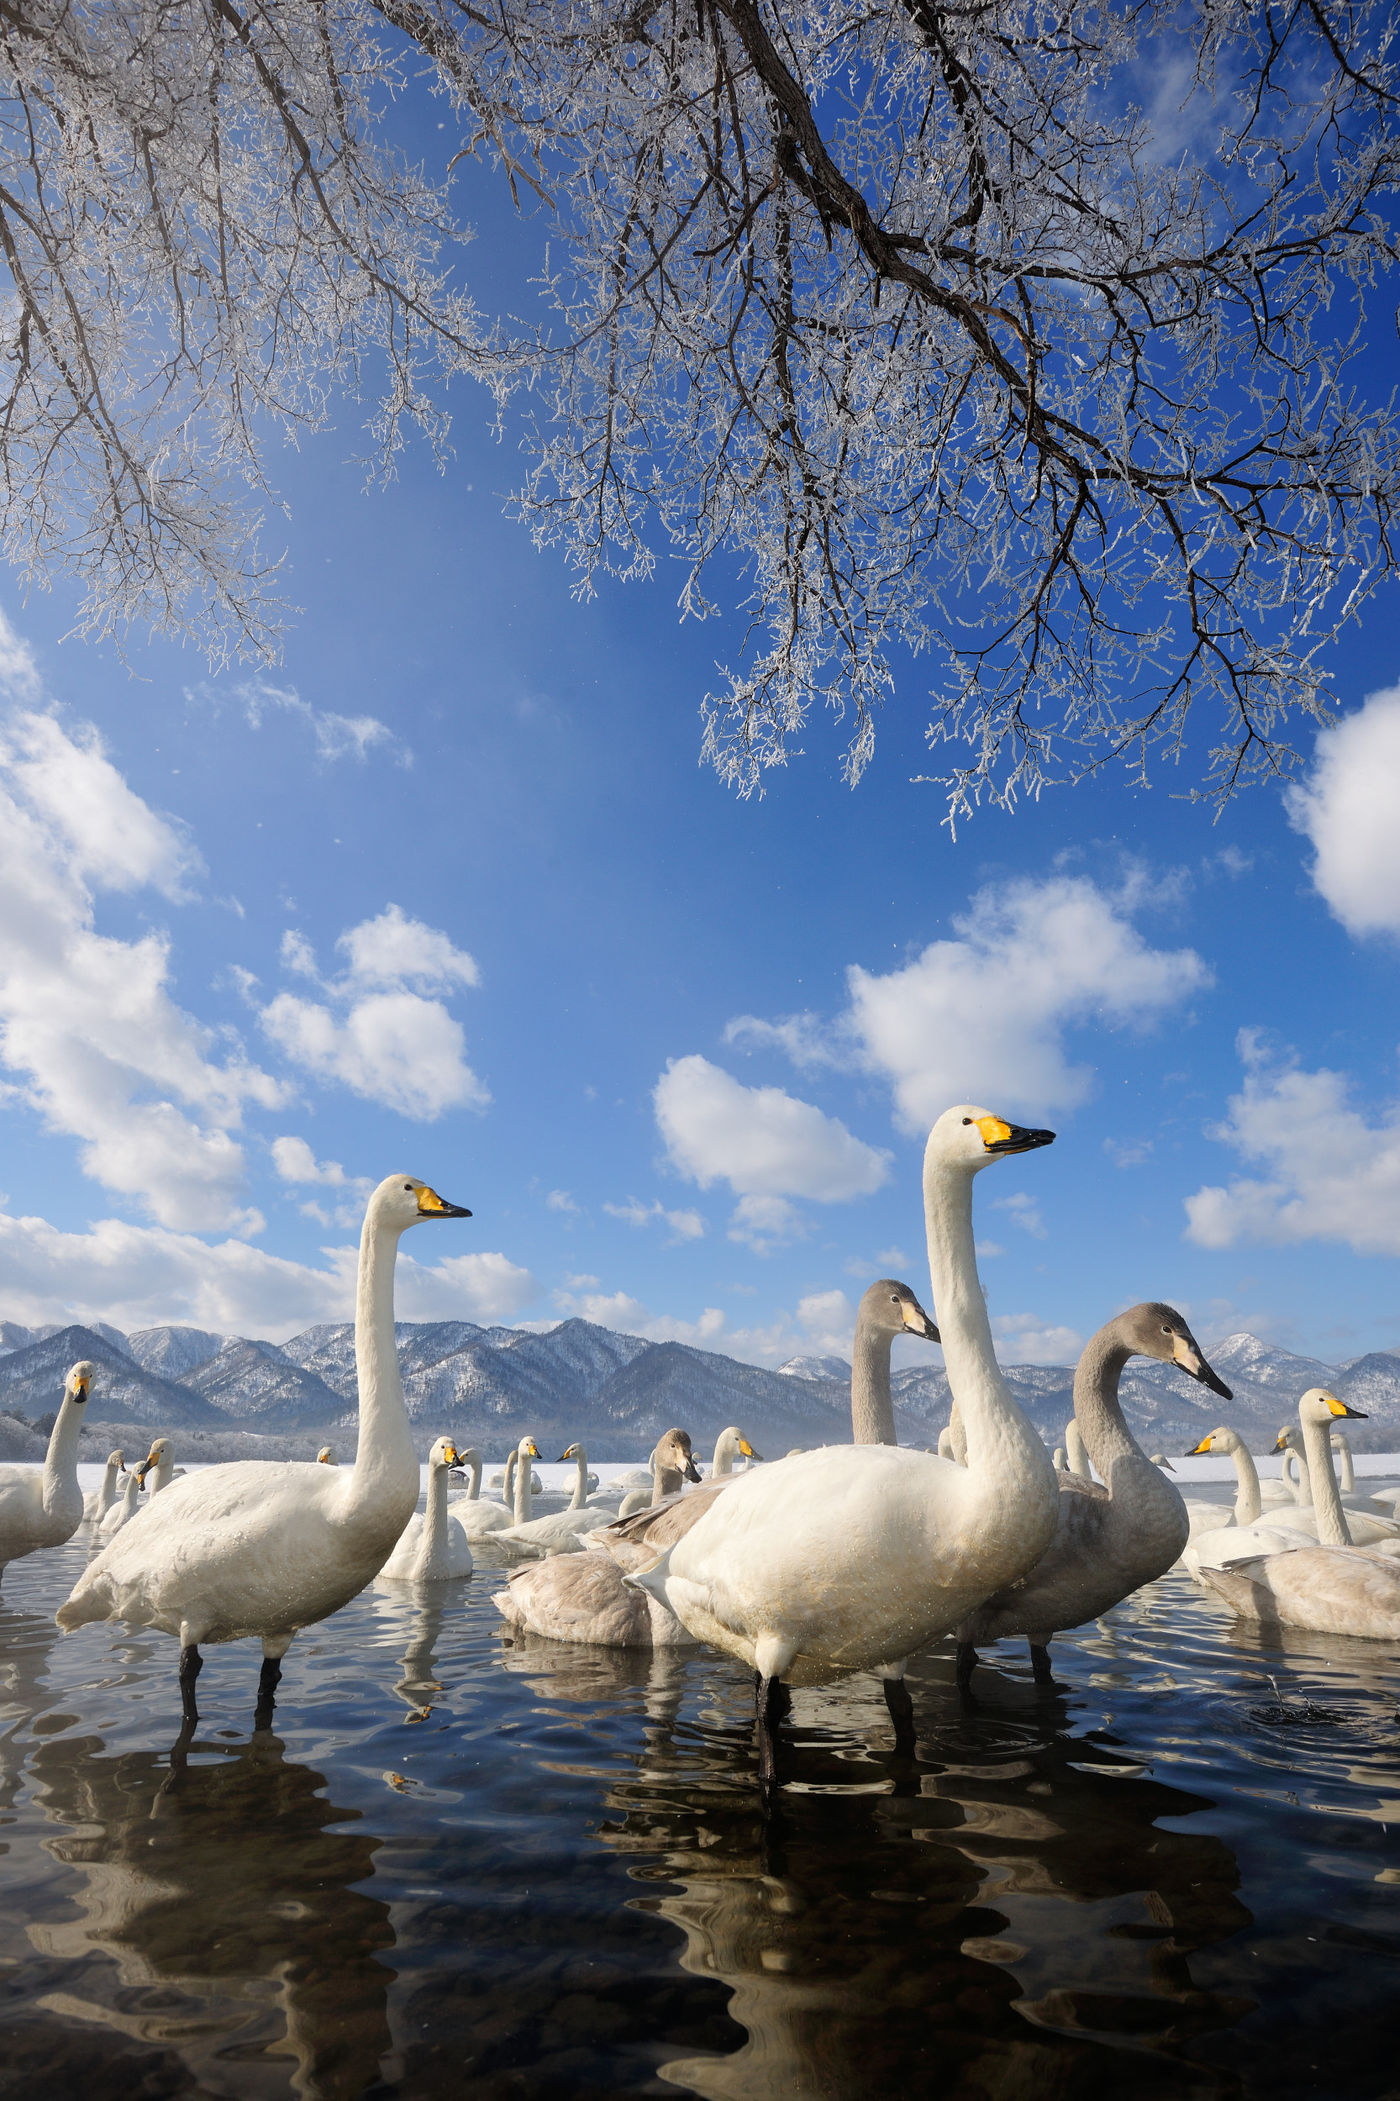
442 1444 460 1467
1171 1335 1232 1400
1273 1429 1291 1453
1184 1434 1214 1456
1323 1392 1367 1421
738 1439 756 1459
416 1185 472 1219
73 1375 90 1402
901 1298 940 1343
976 1115 1056 1156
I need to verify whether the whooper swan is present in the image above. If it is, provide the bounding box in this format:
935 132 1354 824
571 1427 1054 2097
57 1177 471 1725
97 1469 143 1540
136 1437 175 1497
376 1438 475 1582
627 1106 1060 1779
497 1283 935 1649
0 1361 93 1582
447 1447 515 1538
954 1305 1229 1685
1199 1391 1400 1638
1179 1427 1302 1574
82 1448 125 1526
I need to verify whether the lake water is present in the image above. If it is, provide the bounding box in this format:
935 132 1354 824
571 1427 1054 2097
4 1482 1400 2098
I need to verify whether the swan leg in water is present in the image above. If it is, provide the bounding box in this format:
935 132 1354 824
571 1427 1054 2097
178 1643 202 1726
755 1672 791 1787
956 1641 978 1693
882 1673 916 1748
1028 1642 1056 1685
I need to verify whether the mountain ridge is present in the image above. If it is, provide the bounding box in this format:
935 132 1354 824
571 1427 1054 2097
0 1316 1397 1461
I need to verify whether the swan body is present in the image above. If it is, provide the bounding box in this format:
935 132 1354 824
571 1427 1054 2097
82 1449 125 1526
447 1448 515 1537
470 1438 559 1563
57 1177 471 1717
97 1470 143 1540
1198 1391 1400 1637
956 1305 1229 1679
493 1440 616 1555
501 1282 935 1650
0 1362 93 1578
376 1439 474 1582
628 1108 1059 1691
1178 1427 1304 1573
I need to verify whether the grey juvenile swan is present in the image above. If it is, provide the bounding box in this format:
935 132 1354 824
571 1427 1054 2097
955 1304 1230 1686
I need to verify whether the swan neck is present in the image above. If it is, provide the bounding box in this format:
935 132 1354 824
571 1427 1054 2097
1073 1328 1181 1533
850 1320 897 1445
1301 1414 1351 1547
1225 1435 1261 1526
712 1429 736 1476
653 1463 681 1505
467 1452 482 1501
1335 1438 1356 1492
513 1448 533 1524
348 1217 418 1514
922 1148 1055 1528
43 1392 85 1516
570 1450 588 1509
1065 1417 1092 1479
422 1460 448 1562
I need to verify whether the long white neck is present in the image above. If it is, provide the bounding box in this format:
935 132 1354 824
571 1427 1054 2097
569 1450 588 1509
43 1390 85 1523
98 1455 121 1514
1301 1417 1351 1548
347 1213 418 1521
1065 1417 1092 1479
421 1460 449 1568
1288 1446 1312 1504
850 1323 897 1444
1222 1433 1261 1526
512 1446 533 1524
712 1429 739 1475
922 1144 1057 1573
463 1451 483 1501
1333 1436 1356 1493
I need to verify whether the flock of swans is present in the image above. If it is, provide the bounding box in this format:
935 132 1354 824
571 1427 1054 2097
0 1120 1396 1776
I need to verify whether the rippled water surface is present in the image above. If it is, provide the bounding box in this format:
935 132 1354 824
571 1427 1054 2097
4 1521 1400 2099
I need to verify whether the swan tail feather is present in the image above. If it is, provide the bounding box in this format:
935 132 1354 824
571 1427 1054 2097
622 1542 675 1607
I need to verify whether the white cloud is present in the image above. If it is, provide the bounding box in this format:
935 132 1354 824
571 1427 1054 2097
654 1054 890 1205
993 1190 1047 1240
723 1010 843 1071
547 1280 860 1366
604 1196 706 1242
0 1206 538 1337
1287 682 1400 938
271 1136 350 1186
0 640 280 1231
194 677 404 767
546 1188 580 1214
843 875 1209 1131
261 907 487 1120
1184 1032 1400 1256
727 1193 805 1252
992 1313 1085 1366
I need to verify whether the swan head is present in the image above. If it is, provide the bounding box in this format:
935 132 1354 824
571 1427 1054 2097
518 1436 540 1460
860 1279 940 1343
1119 1303 1232 1397
135 1436 170 1486
316 1444 337 1464
1276 1389 1367 1449
1150 1453 1176 1470
65 1361 95 1404
428 1437 460 1469
655 1427 702 1483
369 1175 472 1235
928 1105 1055 1173
1184 1425 1243 1456
558 1442 586 1462
107 1448 124 1469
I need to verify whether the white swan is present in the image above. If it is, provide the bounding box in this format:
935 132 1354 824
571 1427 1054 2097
97 1469 143 1540
135 1438 175 1497
955 1304 1229 1684
1063 1417 1092 1480
82 1449 125 1526
57 1176 471 1722
469 1437 557 1564
1179 1428 1303 1573
1264 1426 1400 1546
0 1361 93 1581
498 1284 936 1649
627 1107 1060 1770
495 1440 626 1557
376 1439 474 1582
1199 1391 1400 1637
447 1447 515 1538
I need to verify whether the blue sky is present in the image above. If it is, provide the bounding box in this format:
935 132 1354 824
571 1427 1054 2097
1 154 1399 1373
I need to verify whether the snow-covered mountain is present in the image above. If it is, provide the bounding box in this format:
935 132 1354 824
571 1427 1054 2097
0 1314 1397 1459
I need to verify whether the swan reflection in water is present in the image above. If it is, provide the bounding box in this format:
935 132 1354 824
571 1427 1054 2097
27 1718 393 2100
498 1631 1252 2101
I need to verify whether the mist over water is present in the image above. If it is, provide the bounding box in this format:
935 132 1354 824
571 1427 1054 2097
2 1521 1400 2099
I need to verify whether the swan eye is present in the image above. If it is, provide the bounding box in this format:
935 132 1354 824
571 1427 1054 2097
961 1116 973 1126
403 1181 413 1190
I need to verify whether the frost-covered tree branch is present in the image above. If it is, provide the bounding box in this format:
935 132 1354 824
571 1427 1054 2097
2 3 1397 812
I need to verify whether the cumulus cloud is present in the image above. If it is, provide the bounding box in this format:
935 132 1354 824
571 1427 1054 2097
1287 683 1400 938
261 906 487 1120
603 1196 706 1242
271 1136 350 1186
992 1313 1085 1366
0 1206 538 1337
0 640 280 1231
1184 1032 1400 1256
843 875 1209 1131
548 1281 860 1366
654 1054 889 1207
